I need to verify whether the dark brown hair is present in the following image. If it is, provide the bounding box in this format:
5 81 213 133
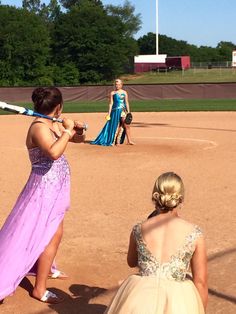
32 87 63 115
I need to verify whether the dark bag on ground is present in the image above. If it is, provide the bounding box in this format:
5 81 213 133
125 112 133 124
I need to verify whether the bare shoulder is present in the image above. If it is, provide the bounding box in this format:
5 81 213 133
176 217 194 227
141 218 151 228
29 120 48 132
175 217 201 232
26 120 50 148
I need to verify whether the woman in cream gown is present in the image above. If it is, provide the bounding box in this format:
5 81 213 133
105 172 208 314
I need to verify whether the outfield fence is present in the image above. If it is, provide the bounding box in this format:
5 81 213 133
1 82 236 103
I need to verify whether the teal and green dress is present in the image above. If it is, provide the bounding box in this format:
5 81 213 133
91 92 127 146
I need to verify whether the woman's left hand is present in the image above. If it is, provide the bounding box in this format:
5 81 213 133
74 120 85 129
74 120 87 134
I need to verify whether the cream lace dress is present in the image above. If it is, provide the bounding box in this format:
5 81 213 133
105 223 205 314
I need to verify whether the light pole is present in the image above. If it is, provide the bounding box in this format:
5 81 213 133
156 0 159 55
134 0 166 71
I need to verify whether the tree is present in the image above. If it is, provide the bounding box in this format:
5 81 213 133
0 6 51 86
137 32 156 54
22 0 61 21
106 0 141 37
216 41 236 61
52 63 80 85
137 32 232 63
51 1 139 83
22 0 42 14
59 0 103 10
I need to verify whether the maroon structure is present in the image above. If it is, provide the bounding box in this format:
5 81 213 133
134 55 191 73
134 62 165 73
166 56 191 70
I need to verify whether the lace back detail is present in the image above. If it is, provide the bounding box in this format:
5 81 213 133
133 223 203 281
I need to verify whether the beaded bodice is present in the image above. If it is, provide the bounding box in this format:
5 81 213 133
28 147 70 178
133 223 203 281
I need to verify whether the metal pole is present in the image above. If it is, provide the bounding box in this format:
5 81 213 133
156 0 159 55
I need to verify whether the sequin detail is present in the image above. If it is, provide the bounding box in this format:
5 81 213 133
133 223 203 281
29 146 70 175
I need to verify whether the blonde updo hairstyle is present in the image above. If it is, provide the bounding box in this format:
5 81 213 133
114 78 123 89
152 172 184 213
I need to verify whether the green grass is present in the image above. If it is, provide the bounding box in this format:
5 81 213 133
1 99 235 115
64 99 236 112
122 68 236 84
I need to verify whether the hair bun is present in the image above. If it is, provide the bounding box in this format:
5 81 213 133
152 172 184 213
31 87 63 115
31 87 45 104
159 193 179 209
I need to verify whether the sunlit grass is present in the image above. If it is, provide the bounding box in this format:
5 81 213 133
121 68 236 84
1 99 234 114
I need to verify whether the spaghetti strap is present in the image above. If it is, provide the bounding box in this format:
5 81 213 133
30 120 60 140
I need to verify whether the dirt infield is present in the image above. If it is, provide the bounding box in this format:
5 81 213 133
0 112 235 314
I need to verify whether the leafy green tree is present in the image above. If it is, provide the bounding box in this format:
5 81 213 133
52 1 139 83
137 32 156 54
52 63 80 85
216 41 235 61
59 0 103 10
159 35 189 56
22 0 42 14
42 0 61 21
137 32 236 63
0 5 51 86
106 0 141 37
22 0 61 22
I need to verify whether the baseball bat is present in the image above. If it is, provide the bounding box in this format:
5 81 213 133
0 101 88 130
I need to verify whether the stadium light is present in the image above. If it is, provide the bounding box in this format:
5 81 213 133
156 0 159 55
134 0 167 71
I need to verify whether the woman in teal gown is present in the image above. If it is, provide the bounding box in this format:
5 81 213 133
91 79 134 146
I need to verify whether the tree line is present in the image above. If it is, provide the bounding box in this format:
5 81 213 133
0 0 235 86
138 33 235 65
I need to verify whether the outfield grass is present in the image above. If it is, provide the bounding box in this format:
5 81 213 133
63 99 236 112
121 68 236 84
1 99 235 115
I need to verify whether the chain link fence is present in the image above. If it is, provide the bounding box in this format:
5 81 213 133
191 61 233 69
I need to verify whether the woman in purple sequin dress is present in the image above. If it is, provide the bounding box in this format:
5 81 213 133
0 87 85 304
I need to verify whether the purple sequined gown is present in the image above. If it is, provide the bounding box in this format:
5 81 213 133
0 147 70 300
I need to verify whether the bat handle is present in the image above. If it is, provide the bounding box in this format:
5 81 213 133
56 117 88 132
53 117 63 123
56 118 88 130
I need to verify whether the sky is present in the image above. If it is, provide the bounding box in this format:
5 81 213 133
1 0 236 48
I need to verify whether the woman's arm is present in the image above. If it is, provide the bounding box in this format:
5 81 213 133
124 91 130 113
70 131 86 143
108 92 114 116
191 236 208 310
59 120 86 143
127 231 138 268
31 118 75 160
